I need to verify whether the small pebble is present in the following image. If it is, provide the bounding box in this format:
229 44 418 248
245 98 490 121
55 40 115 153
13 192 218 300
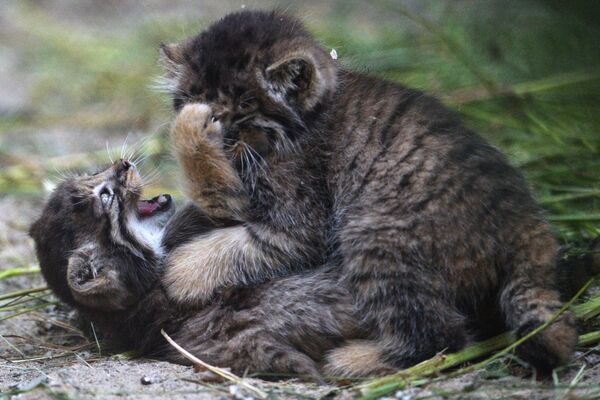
229 385 240 396
140 375 154 385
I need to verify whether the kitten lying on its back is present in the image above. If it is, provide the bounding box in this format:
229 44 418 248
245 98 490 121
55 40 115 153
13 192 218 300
29 160 364 378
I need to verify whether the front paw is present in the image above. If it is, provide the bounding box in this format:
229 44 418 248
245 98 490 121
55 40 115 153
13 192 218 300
171 103 223 152
162 247 218 306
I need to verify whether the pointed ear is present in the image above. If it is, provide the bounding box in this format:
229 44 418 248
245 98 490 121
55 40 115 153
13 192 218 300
67 246 133 311
28 218 41 242
265 52 333 110
156 42 185 95
159 42 184 74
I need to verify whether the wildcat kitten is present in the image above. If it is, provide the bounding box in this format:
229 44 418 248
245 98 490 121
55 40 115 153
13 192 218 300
159 10 577 373
29 160 361 377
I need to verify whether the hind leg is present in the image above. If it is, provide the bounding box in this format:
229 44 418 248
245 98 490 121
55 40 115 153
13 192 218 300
167 331 321 379
226 335 321 380
500 225 578 370
500 274 577 370
500 227 577 369
343 248 469 369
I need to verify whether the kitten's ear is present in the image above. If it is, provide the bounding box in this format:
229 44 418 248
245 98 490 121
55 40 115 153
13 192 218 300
159 42 184 74
67 245 133 311
265 52 335 110
157 42 185 95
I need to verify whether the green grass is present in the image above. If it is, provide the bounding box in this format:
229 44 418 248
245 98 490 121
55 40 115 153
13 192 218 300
359 278 600 399
315 0 600 244
3 1 598 243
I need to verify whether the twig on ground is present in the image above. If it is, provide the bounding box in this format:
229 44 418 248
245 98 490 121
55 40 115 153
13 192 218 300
360 278 595 399
90 322 101 356
160 329 268 399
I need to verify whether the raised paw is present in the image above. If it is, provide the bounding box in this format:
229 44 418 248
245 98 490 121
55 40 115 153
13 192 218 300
171 103 223 152
169 103 246 219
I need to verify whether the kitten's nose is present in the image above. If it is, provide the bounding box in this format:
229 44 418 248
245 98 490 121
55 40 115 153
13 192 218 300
115 159 131 177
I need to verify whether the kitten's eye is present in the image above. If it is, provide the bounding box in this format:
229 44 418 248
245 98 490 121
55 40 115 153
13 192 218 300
99 187 113 207
71 194 87 212
211 111 227 123
238 96 257 112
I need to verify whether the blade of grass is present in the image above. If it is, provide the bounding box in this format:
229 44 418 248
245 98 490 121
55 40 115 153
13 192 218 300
0 333 26 356
0 267 40 280
0 287 48 302
572 292 600 321
376 0 496 91
547 214 600 222
360 278 594 399
90 322 101 356
444 70 600 104
577 331 600 347
0 302 54 321
539 191 600 205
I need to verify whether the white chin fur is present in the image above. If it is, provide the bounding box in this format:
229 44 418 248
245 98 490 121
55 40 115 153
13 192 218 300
126 212 168 258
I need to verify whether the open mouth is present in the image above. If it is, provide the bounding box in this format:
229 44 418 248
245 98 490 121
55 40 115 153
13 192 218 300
137 194 172 218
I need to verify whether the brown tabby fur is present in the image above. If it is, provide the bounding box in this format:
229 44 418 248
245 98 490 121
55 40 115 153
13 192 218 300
159 10 577 373
29 161 360 378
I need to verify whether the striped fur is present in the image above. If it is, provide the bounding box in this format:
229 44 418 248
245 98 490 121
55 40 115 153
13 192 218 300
159 10 577 373
30 164 359 378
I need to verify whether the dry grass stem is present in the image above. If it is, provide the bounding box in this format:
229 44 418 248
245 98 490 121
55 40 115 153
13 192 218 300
160 329 268 399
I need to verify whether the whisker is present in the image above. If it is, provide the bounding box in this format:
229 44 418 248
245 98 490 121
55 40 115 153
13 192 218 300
121 133 130 159
128 134 151 162
71 198 90 207
246 144 267 175
141 171 161 184
140 167 162 184
51 166 73 182
240 143 261 191
105 141 115 164
241 146 248 177
128 137 146 162
132 153 150 168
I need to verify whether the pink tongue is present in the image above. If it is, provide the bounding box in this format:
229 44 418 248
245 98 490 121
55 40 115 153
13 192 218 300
138 201 158 216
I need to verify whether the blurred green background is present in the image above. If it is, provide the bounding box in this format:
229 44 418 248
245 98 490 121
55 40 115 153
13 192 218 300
1 0 599 246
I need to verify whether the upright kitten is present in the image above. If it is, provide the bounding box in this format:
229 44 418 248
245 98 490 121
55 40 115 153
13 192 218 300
159 10 577 373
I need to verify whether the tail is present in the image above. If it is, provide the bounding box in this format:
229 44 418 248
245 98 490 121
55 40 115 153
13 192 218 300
499 230 579 370
557 236 600 299
322 340 394 378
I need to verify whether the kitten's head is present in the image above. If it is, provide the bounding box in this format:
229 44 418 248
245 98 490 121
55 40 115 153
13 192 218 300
29 160 174 311
158 10 337 162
